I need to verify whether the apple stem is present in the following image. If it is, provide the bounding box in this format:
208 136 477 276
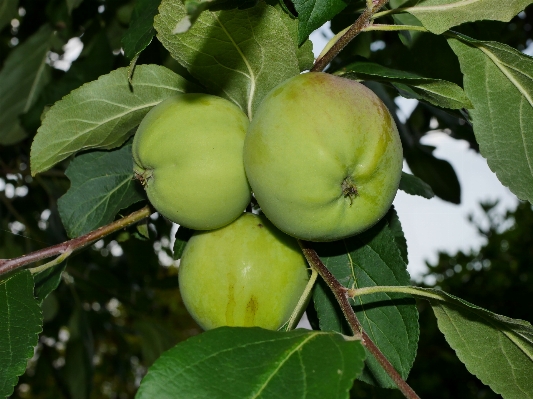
298 240 421 399
311 0 390 73
285 268 318 331
0 205 153 276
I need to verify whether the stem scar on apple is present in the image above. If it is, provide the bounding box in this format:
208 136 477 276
341 176 358 205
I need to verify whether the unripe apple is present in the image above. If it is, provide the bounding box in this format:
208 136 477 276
132 94 251 230
178 213 309 330
243 72 403 242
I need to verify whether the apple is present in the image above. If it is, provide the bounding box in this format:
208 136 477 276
243 72 403 241
132 93 251 230
178 213 309 330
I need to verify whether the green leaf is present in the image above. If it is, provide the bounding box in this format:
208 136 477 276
0 0 18 31
173 226 194 260
31 64 200 175
154 0 299 118
312 219 419 388
57 142 144 238
448 35 533 204
34 263 67 303
0 271 42 398
293 0 347 45
382 286 533 399
404 143 461 204
0 24 53 145
122 0 160 60
134 318 178 366
341 62 472 109
136 327 365 399
66 0 84 13
385 207 408 264
399 171 435 199
400 0 533 35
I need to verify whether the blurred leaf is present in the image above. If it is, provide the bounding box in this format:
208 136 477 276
134 318 178 366
0 271 42 398
31 64 201 175
136 327 365 399
0 24 53 145
399 171 435 199
41 292 59 322
58 142 144 238
0 0 17 31
399 0 533 34
22 31 115 132
34 263 67 303
62 306 94 399
122 0 160 60
312 218 419 388
66 0 83 13
398 286 533 399
155 0 299 118
341 62 472 109
448 34 533 204
293 0 347 44
173 226 194 260
405 144 461 204
386 207 408 264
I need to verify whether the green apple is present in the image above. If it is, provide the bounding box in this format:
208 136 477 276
178 213 309 330
243 72 403 242
132 94 251 230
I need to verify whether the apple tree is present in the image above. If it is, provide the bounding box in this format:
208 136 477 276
1 0 533 398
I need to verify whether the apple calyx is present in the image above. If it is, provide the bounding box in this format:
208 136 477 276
133 166 153 187
341 176 358 205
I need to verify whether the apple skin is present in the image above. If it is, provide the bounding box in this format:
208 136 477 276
178 213 309 331
243 72 403 242
132 93 251 230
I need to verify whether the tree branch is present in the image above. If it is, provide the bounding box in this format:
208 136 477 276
311 0 390 73
0 205 152 276
298 240 421 399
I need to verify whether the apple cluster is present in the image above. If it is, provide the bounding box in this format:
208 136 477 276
132 72 403 331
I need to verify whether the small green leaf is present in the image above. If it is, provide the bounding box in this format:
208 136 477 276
31 64 200 175
399 171 435 199
0 271 42 398
385 206 408 264
136 327 365 399
122 0 160 60
341 62 472 109
34 263 66 303
399 0 533 35
313 219 419 388
58 142 144 238
173 226 194 260
155 0 299 118
0 24 53 145
66 0 84 13
134 318 178 366
448 34 533 204
293 0 348 45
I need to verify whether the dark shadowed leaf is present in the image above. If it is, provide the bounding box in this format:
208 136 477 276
136 327 365 399
122 0 160 60
293 0 347 44
0 0 17 30
173 226 194 260
0 271 42 398
312 219 419 388
57 143 144 238
0 24 53 145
